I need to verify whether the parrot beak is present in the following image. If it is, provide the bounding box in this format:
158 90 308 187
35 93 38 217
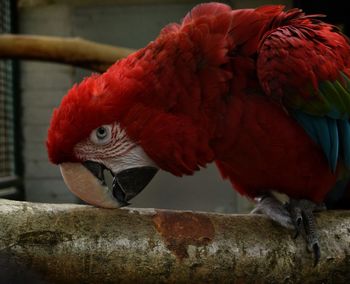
109 166 158 205
59 162 157 208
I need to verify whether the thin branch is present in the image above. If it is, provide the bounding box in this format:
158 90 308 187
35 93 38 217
0 199 349 283
0 34 135 72
17 0 206 8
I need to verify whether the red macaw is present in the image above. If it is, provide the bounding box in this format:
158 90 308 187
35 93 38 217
46 3 350 264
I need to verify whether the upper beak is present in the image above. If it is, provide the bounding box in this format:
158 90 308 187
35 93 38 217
59 162 157 208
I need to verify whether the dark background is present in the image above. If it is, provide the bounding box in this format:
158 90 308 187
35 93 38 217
294 0 350 35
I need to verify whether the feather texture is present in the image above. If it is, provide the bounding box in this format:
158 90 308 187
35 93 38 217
47 3 350 206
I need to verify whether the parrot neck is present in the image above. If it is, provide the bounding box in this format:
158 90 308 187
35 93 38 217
113 30 234 175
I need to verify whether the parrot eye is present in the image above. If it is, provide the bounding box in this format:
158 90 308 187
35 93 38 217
90 125 112 145
97 127 107 139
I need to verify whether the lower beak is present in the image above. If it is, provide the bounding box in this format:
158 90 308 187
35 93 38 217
59 162 157 208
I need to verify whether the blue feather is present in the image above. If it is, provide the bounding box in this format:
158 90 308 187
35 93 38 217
313 117 331 162
338 120 350 169
291 111 318 143
291 111 340 172
327 118 339 172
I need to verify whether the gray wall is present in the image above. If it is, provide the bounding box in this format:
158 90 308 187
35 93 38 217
20 5 76 203
19 0 291 213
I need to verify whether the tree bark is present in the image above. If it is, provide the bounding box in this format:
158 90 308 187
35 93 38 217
0 199 349 284
0 34 135 72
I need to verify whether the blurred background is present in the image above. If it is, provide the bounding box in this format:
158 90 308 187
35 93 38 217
0 0 348 213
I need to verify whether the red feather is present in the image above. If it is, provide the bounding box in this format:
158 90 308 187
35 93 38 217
47 3 350 203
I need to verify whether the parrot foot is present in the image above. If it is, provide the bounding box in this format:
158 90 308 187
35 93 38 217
251 195 293 229
286 199 326 266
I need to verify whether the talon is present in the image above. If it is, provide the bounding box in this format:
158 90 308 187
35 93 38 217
286 199 322 265
253 195 323 266
310 242 321 266
293 229 299 239
293 215 303 238
288 201 303 238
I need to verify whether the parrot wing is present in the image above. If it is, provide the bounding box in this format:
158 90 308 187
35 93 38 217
257 16 350 172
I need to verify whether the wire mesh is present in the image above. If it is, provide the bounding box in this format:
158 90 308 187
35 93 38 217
0 0 15 178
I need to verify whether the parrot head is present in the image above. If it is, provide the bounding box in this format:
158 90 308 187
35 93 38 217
46 61 159 209
46 3 233 208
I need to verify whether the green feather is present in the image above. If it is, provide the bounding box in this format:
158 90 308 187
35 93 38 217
288 75 350 119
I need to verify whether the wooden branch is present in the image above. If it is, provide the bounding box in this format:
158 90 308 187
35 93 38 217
0 34 135 72
0 199 349 283
18 0 207 8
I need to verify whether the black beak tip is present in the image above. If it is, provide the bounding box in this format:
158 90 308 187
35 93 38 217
112 166 158 204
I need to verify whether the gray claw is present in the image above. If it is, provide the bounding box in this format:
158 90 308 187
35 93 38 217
286 198 324 266
312 242 321 267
